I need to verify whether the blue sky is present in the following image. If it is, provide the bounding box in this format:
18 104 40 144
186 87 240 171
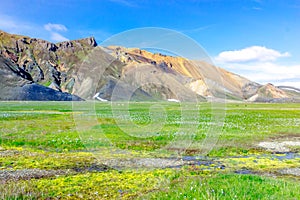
0 0 299 87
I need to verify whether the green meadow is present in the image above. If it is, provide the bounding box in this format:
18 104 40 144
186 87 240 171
0 101 299 199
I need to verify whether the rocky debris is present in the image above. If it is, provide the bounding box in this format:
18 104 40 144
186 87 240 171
0 163 108 184
102 158 187 169
0 149 33 157
279 168 300 176
0 153 109 183
257 141 300 153
100 157 219 169
0 169 68 183
71 163 108 173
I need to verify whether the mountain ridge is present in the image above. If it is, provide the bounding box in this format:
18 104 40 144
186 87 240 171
0 30 299 102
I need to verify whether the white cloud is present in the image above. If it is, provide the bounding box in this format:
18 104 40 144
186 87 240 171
43 23 69 42
50 32 69 42
215 46 290 63
216 61 300 88
0 15 69 42
44 23 67 32
214 46 300 88
0 15 19 30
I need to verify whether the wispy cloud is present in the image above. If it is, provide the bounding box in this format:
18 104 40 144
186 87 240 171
215 46 290 63
214 46 299 88
252 7 262 10
50 32 69 42
0 14 37 36
44 23 67 32
232 62 300 88
248 0 263 11
109 0 138 7
43 22 69 42
0 14 107 43
181 24 215 33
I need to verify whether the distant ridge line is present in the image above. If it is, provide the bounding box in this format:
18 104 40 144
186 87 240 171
278 86 300 93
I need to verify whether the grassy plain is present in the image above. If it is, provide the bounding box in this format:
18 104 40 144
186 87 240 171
0 101 299 199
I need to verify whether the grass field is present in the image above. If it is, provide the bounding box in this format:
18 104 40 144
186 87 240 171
0 101 300 199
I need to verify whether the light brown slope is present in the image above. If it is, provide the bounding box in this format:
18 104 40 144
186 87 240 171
107 46 260 100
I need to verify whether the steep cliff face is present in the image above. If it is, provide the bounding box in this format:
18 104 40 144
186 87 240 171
0 30 96 94
0 55 82 101
0 30 299 102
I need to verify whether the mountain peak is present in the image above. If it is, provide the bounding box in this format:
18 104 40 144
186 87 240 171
56 37 97 49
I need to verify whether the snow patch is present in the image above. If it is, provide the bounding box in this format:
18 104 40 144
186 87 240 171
167 99 180 103
93 93 108 102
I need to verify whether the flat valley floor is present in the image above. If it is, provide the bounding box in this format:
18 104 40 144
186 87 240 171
0 101 299 199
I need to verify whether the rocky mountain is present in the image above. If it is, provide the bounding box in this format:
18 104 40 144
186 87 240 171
0 30 299 102
0 55 82 101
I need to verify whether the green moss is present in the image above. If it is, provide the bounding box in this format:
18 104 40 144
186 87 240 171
42 80 52 87
0 168 177 199
0 147 96 170
221 155 300 173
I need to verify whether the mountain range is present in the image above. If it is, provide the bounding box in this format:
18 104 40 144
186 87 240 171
0 30 299 102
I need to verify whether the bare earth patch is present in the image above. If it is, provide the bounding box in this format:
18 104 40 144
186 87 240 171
279 168 300 176
0 169 68 183
101 158 206 169
258 139 300 153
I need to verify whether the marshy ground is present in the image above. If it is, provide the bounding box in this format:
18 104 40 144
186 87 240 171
0 102 299 199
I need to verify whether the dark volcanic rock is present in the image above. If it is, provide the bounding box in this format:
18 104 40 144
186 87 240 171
0 55 32 87
11 83 82 101
0 55 82 101
56 37 97 50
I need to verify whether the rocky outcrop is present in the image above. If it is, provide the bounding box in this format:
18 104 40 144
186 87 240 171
0 55 82 101
0 30 96 95
57 37 97 50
